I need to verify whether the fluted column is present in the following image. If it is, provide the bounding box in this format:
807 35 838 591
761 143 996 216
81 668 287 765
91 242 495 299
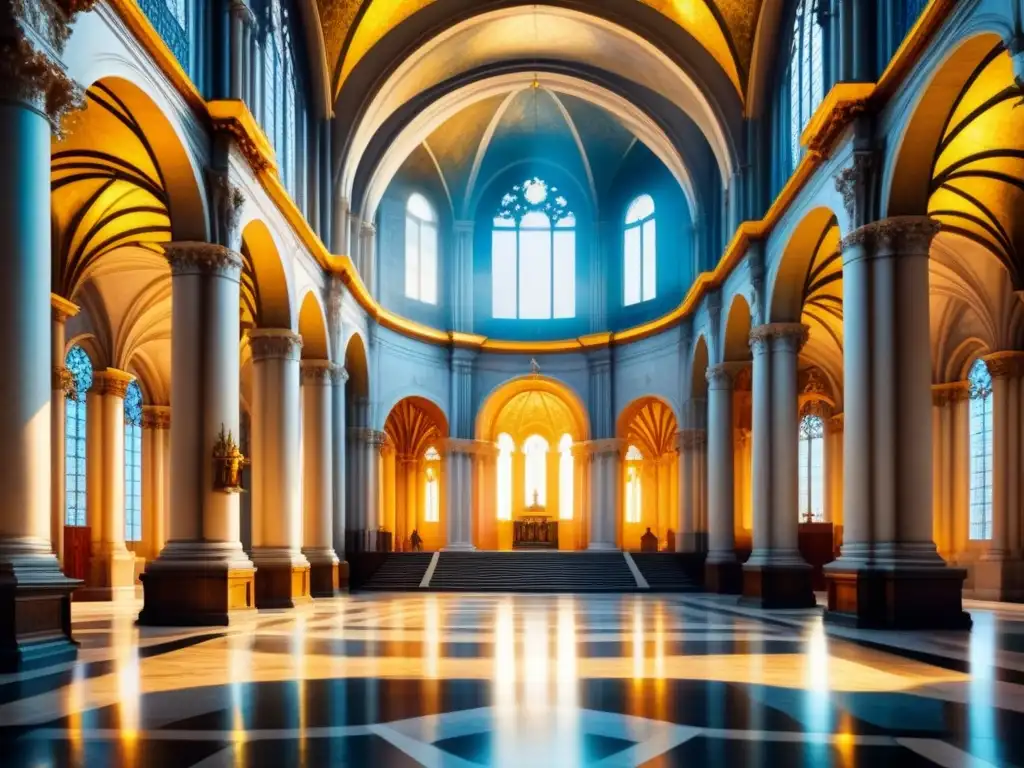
677 430 697 551
743 324 814 607
825 217 968 629
140 243 256 627
0 0 98 670
452 220 475 332
473 445 498 550
301 361 341 596
587 439 622 551
572 443 592 551
397 455 417 549
141 406 171 563
361 222 377 296
228 0 255 100
825 413 845 540
51 295 78 567
347 427 388 549
248 329 310 608
331 366 348 575
444 439 477 550
705 364 743 593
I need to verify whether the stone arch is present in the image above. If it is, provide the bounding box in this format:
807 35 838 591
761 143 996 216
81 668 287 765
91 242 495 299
240 220 293 330
722 292 752 363
691 333 710 403
297 290 330 360
343 332 371 425
475 374 589 443
616 396 679 459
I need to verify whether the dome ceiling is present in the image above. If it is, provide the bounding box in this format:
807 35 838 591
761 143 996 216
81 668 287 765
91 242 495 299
397 85 638 218
317 0 763 100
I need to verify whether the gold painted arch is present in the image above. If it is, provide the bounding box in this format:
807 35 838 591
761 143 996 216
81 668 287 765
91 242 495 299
475 375 589 443
384 397 448 457
617 397 679 459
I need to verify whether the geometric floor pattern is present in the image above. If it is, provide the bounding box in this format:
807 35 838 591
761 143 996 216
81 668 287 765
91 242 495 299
1 592 1023 766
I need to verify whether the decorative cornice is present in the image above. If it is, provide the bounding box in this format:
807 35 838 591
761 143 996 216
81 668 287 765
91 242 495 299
248 329 302 362
164 242 243 279
982 351 1024 380
749 323 808 354
840 216 941 259
801 82 874 158
91 368 134 399
932 381 970 407
141 405 171 429
207 99 276 174
50 293 78 323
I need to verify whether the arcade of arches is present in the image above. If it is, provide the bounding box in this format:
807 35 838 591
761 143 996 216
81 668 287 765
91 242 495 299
5 0 1024 677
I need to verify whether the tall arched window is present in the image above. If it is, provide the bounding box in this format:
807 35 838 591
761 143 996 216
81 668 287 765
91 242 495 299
124 380 143 542
424 446 441 523
65 345 93 527
492 177 575 320
496 433 515 520
263 0 299 197
968 359 993 540
788 0 824 166
625 445 643 524
523 434 549 507
798 414 825 523
558 434 573 520
405 193 438 304
624 194 656 306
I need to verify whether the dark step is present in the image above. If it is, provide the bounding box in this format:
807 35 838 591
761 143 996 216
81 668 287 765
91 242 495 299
629 553 700 592
428 552 639 592
360 552 434 590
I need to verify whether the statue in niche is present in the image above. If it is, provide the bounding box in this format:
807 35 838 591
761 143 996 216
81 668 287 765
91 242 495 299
529 358 541 376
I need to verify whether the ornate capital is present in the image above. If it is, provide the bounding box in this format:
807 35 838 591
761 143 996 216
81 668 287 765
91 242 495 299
228 0 256 25
248 329 302 362
931 382 969 407
580 438 623 458
300 359 334 385
840 216 941 261
982 351 1024 379
164 242 243 280
749 323 808 354
834 151 876 227
677 428 706 451
50 292 78 323
52 365 73 395
443 437 488 457
142 405 171 429
706 362 745 390
826 413 845 434
205 168 245 252
208 99 275 174
800 397 834 420
92 368 134 399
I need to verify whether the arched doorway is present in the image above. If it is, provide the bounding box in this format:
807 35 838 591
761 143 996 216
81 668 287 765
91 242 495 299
476 376 589 550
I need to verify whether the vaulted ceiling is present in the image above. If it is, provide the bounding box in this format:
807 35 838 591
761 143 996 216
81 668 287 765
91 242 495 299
316 0 765 101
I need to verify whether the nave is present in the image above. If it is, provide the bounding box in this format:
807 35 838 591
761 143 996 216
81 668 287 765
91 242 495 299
0 593 1021 767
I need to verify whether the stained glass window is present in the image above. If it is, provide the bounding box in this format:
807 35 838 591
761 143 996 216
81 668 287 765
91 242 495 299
424 446 440 523
558 434 573 521
65 345 92 527
788 0 824 168
624 195 656 306
798 414 825 523
124 380 143 542
405 193 438 304
625 445 643 524
168 0 186 27
524 434 549 507
968 359 993 540
491 177 575 320
496 433 515 521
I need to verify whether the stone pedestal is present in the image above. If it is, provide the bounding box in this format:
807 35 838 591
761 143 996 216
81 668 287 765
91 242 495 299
973 558 1024 603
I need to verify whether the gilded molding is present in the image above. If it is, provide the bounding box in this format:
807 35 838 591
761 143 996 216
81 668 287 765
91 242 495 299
207 99 276 174
52 365 74 395
931 382 970 407
248 329 302 362
826 413 845 434
840 216 941 257
50 292 78 323
141 405 171 429
164 242 243 279
91 368 134 399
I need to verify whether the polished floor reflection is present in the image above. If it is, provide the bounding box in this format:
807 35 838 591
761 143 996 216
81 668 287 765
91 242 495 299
1 594 1023 766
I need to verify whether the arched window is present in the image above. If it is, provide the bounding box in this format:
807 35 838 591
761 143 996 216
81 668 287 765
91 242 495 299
124 380 143 542
624 194 656 306
625 445 643 524
65 345 93 527
496 433 515 521
405 193 438 304
424 446 441 523
523 434 549 507
492 177 575 320
263 0 300 197
968 359 993 540
788 0 824 167
558 434 573 521
798 414 825 523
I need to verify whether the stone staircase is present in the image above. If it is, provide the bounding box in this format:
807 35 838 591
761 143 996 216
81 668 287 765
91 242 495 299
359 553 434 590
428 551 640 592
629 553 701 592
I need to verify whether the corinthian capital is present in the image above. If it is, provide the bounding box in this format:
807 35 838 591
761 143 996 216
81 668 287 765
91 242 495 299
840 216 941 259
205 168 245 252
164 242 243 279
749 323 808 355
248 328 302 362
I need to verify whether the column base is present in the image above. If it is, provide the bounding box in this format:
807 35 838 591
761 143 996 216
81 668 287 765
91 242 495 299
303 549 341 598
704 558 742 594
0 539 81 673
443 543 476 552
676 532 708 553
78 546 136 602
252 549 312 609
588 542 620 552
338 560 350 590
972 557 1024 603
138 541 256 626
742 560 815 609
824 563 971 629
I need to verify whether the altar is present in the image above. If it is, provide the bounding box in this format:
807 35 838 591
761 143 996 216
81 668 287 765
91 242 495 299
513 516 559 549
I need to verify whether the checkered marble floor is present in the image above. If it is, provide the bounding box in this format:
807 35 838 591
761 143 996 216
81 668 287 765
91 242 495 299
0 593 1021 766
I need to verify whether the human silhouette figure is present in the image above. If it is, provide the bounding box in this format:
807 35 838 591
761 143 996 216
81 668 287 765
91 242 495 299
410 529 423 551
640 527 658 552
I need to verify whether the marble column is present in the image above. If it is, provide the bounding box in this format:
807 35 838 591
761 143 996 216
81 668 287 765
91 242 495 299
587 439 622 551
139 244 256 627
0 0 95 671
705 364 743 593
397 455 417 549
361 222 377 296
348 427 388 550
141 406 171 563
573 443 592 550
676 430 697 552
248 329 310 608
301 361 341 596
824 217 969 629
444 439 477 550
744 324 814 608
79 369 136 601
825 413 845 545
330 366 348 581
473 445 498 551
51 294 78 567
975 352 1024 601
